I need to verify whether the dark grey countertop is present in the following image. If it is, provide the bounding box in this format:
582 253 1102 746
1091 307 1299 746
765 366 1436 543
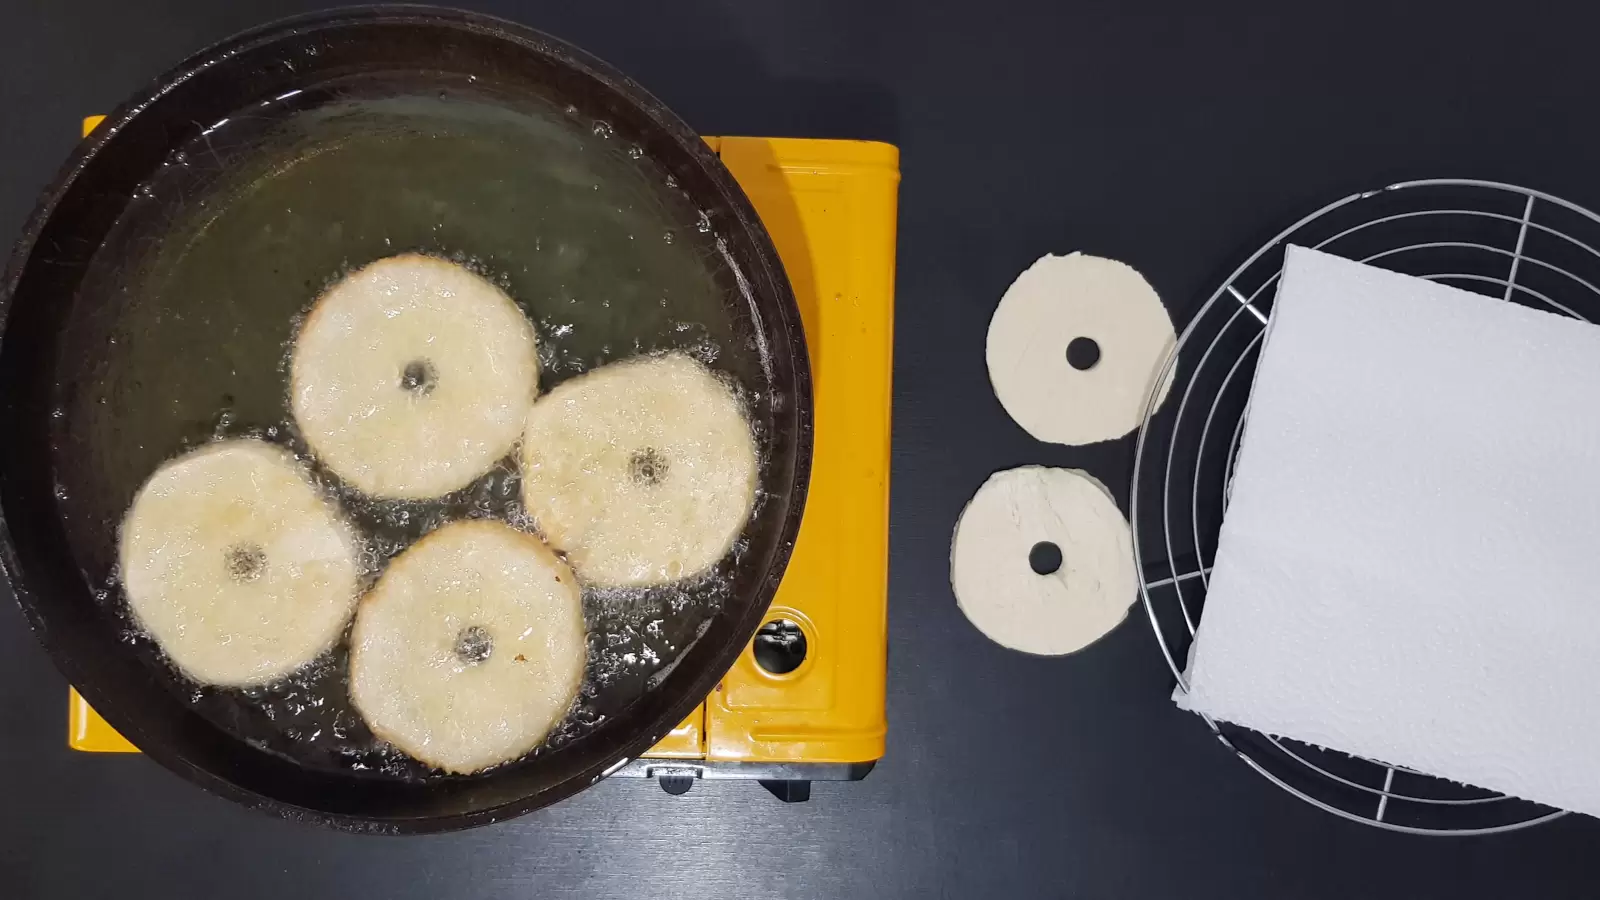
7 1 1600 897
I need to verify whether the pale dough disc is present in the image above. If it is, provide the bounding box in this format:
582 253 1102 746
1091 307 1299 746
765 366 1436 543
349 519 586 774
119 439 360 686
291 254 540 500
987 253 1176 445
520 352 757 588
950 466 1136 656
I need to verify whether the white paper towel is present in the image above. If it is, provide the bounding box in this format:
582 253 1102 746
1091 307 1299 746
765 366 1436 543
1182 245 1600 818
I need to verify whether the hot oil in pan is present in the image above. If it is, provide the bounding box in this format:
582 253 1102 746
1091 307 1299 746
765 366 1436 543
50 77 776 778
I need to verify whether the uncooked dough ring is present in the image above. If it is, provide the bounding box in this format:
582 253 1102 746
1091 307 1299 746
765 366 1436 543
348 519 586 774
119 439 360 686
986 253 1176 445
291 254 540 499
520 352 757 588
949 466 1137 655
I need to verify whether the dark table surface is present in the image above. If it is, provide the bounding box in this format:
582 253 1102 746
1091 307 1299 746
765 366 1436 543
8 1 1600 897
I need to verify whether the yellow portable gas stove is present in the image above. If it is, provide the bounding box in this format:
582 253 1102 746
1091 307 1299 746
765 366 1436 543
67 116 899 803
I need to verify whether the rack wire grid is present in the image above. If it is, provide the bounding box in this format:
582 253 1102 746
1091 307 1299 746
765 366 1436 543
1130 178 1600 835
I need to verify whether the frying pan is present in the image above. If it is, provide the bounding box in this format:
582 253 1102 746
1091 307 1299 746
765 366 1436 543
0 6 811 832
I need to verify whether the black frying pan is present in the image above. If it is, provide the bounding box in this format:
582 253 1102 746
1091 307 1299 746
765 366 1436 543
0 6 810 832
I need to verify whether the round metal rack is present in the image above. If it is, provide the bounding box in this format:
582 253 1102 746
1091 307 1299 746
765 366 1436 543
1131 179 1600 835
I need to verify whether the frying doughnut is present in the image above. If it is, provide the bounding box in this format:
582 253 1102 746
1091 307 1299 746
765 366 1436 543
348 519 586 774
519 352 757 588
118 439 360 686
291 254 539 499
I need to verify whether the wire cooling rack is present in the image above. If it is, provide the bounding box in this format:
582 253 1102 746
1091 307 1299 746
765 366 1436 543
1130 178 1600 835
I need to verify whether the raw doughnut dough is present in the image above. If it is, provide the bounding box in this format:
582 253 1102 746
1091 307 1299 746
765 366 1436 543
987 253 1176 445
348 519 586 774
520 352 757 588
291 254 539 499
119 439 360 686
949 466 1137 655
